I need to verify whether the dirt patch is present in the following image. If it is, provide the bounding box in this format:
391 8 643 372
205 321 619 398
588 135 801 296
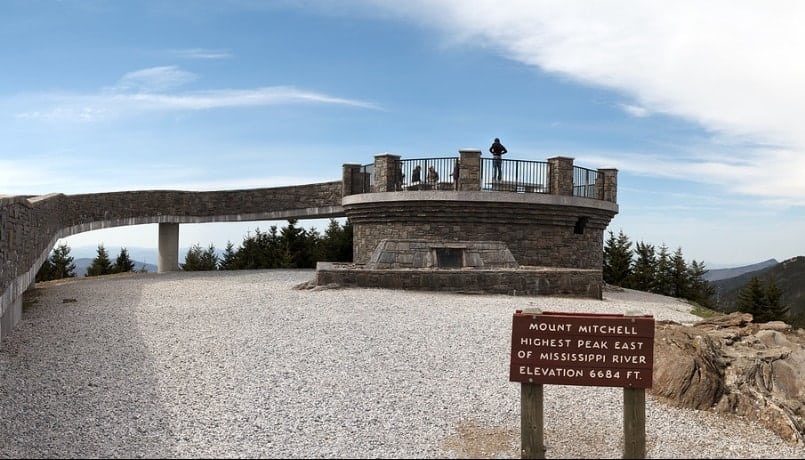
441 420 519 459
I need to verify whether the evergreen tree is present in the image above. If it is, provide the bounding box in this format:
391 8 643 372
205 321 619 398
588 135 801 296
51 243 77 279
237 226 282 269
629 241 656 292
736 276 766 321
113 247 136 273
280 219 314 268
338 219 354 262
603 229 632 286
736 275 789 323
218 241 239 270
654 243 673 296
86 244 114 277
35 258 56 282
760 274 788 323
36 243 77 282
320 218 353 262
181 243 218 271
686 260 715 308
670 247 689 299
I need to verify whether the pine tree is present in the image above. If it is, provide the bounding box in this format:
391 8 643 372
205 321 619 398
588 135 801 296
760 275 788 323
603 229 632 286
86 244 114 277
321 218 353 262
181 243 218 271
218 241 239 270
686 260 715 308
736 276 766 321
280 219 313 268
654 243 673 296
35 258 56 282
51 243 77 279
113 247 136 273
670 247 689 299
199 243 219 270
629 241 656 292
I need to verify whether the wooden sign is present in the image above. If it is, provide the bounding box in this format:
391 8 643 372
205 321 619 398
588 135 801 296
510 311 655 388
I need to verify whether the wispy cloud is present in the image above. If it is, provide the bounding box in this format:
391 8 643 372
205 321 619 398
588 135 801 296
170 48 233 60
111 66 198 92
10 66 380 122
359 0 805 203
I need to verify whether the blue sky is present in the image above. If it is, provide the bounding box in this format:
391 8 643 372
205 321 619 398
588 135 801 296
2 0 804 268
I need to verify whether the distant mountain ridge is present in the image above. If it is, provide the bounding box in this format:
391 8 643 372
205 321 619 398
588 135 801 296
73 258 157 277
703 258 779 281
711 256 805 320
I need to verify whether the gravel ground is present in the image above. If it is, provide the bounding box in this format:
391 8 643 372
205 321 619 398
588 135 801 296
1 269 803 459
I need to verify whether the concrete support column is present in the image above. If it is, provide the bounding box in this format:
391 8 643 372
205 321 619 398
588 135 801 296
0 294 22 342
597 168 619 203
548 156 575 196
158 222 180 272
458 149 482 191
374 154 402 192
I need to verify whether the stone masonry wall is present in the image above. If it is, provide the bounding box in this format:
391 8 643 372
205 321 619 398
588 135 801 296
0 182 344 337
316 263 603 298
345 199 612 269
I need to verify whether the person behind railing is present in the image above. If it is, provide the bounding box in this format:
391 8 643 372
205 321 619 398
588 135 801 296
489 137 507 181
427 165 439 185
451 160 460 190
411 165 421 184
395 164 404 191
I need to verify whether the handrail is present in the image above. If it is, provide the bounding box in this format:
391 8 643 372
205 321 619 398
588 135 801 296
358 156 604 198
397 157 457 191
480 158 549 193
573 166 600 198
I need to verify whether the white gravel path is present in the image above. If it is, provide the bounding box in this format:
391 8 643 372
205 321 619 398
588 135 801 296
1 269 802 459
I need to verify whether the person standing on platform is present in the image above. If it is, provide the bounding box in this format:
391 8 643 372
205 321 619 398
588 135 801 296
411 165 422 184
489 137 507 181
427 165 439 185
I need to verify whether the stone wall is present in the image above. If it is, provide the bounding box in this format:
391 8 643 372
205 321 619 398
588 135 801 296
343 192 616 270
0 182 344 340
315 262 603 298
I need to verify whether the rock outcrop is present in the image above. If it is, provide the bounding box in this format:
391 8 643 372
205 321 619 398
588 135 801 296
652 313 805 445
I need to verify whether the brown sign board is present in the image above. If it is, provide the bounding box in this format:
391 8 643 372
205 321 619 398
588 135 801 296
510 311 655 388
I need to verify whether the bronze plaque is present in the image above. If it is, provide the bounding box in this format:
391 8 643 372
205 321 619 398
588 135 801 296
510 311 655 388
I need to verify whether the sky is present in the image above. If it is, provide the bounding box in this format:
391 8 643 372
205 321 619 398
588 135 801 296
2 0 804 269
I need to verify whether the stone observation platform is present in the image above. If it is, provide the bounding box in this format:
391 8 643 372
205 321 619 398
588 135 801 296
0 149 617 342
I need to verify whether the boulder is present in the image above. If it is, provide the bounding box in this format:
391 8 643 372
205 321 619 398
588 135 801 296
651 312 805 445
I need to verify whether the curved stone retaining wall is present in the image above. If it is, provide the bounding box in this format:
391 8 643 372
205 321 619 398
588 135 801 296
343 191 618 269
0 182 344 340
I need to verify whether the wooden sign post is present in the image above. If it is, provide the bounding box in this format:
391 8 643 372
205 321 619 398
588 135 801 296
510 309 655 459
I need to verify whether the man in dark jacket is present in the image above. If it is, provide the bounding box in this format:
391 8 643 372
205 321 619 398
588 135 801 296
489 137 507 181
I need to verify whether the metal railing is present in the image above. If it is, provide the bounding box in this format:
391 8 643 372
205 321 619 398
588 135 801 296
358 157 597 197
396 157 459 191
573 166 600 198
481 158 550 193
360 163 374 193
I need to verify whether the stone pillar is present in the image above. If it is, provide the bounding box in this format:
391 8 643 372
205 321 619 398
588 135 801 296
342 163 364 196
458 149 482 192
158 223 180 272
597 168 618 203
548 156 575 196
374 153 402 192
